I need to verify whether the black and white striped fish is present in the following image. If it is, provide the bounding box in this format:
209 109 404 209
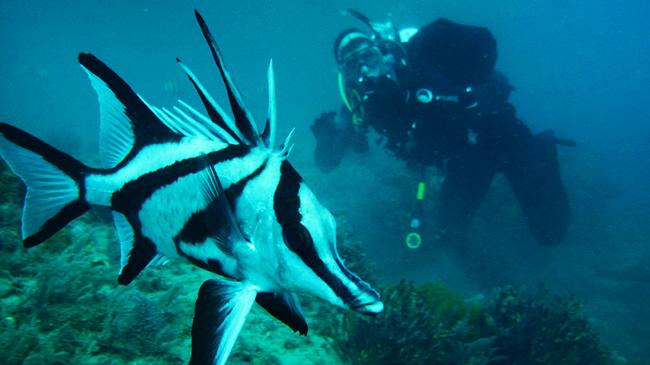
0 10 382 365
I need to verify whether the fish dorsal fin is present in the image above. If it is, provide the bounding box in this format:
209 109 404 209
260 118 271 147
176 59 243 144
78 53 179 168
140 95 234 145
190 279 257 365
194 10 261 146
279 128 295 157
263 59 278 149
256 292 308 335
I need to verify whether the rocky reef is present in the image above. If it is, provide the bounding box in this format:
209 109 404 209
0 162 343 364
0 162 635 364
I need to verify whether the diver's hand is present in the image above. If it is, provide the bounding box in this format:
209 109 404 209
311 111 348 172
310 111 338 143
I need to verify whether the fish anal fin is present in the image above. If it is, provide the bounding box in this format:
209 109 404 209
117 234 157 285
190 279 257 365
256 292 308 335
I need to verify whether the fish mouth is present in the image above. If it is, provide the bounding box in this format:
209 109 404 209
347 290 384 315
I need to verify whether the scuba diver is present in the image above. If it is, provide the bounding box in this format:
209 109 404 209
311 10 573 248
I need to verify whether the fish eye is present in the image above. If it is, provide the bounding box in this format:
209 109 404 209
282 223 313 253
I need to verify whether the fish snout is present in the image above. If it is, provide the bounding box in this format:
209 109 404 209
348 291 384 315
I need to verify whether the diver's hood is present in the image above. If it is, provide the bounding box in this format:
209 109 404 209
337 9 408 86
406 18 497 85
342 8 399 41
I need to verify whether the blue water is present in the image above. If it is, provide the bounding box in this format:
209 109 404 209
1 0 649 362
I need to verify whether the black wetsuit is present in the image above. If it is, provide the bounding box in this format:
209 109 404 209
312 19 570 246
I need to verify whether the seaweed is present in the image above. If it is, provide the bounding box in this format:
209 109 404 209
486 285 615 365
335 280 621 365
0 157 629 364
337 280 494 365
0 159 24 207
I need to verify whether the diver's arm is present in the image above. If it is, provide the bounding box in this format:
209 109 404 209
311 106 365 172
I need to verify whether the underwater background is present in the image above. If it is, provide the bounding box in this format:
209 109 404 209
1 0 648 364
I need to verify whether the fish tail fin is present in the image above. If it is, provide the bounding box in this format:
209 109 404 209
190 279 257 365
0 123 91 247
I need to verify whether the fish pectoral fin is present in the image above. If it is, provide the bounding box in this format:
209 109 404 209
256 292 308 335
190 279 257 365
200 163 248 244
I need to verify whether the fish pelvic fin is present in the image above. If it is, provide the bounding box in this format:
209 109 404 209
190 279 257 365
0 123 91 247
256 292 308 335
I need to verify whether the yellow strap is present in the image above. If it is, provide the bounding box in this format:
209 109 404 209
416 181 426 200
338 73 353 112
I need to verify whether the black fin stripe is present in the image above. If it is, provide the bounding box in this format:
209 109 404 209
177 159 268 247
0 123 90 180
190 279 232 365
0 124 93 248
179 62 243 144
78 53 180 159
256 292 308 335
23 200 90 248
111 144 250 213
117 233 157 285
194 10 259 145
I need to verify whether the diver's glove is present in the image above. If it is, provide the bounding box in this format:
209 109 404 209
536 129 576 148
311 111 338 144
350 127 369 153
311 111 349 172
